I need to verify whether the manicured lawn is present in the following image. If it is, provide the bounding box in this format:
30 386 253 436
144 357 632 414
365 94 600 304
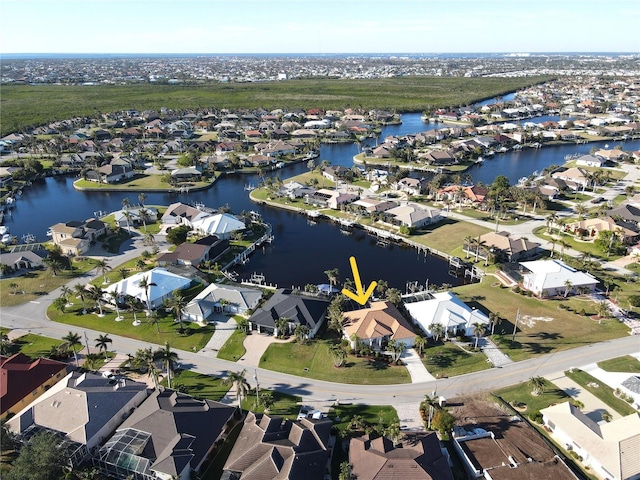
494 380 570 414
259 339 411 385
74 174 215 191
408 218 491 256
453 277 631 361
597 355 640 373
216 328 247 361
8 333 66 359
48 302 215 352
241 390 302 419
422 342 491 378
565 369 637 416
0 256 97 307
169 370 231 401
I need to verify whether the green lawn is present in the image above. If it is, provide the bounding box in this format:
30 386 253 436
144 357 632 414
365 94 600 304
259 339 411 385
7 333 66 359
48 302 215 352
453 276 631 361
0 256 97 307
74 174 215 191
169 370 231 401
597 355 640 373
241 390 302 419
494 380 570 414
422 342 491 378
216 328 247 361
565 369 637 416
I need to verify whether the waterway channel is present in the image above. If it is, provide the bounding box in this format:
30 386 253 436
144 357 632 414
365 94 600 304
4 113 640 291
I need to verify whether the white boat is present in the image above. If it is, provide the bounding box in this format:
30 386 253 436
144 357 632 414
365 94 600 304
0 226 9 235
1 234 12 244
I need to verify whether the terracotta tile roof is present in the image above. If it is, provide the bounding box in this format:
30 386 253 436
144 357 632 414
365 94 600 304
342 301 415 342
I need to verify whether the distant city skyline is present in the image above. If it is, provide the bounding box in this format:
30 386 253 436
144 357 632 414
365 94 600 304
1 0 639 55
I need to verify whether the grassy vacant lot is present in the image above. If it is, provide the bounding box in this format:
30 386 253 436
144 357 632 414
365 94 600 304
48 300 214 352
597 355 640 373
74 175 215 191
1 77 547 136
241 390 302 419
0 256 97 307
169 370 231 401
259 339 411 385
453 277 631 361
7 333 66 359
494 380 570 414
422 342 491 378
565 369 637 416
216 328 247 361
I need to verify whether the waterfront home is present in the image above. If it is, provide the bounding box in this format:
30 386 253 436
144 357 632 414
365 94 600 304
223 412 332 480
0 246 49 275
156 235 228 267
394 177 425 196
86 162 134 184
95 389 235 480
306 189 359 210
520 259 598 297
48 218 109 256
7 371 149 467
191 212 245 240
383 203 443 229
281 180 316 200
0 353 68 418
321 165 350 182
566 217 639 244
575 154 607 168
171 166 202 181
541 402 640 480
352 197 398 214
404 291 489 339
551 167 589 190
474 231 540 263
594 148 626 161
247 288 329 337
113 207 158 228
104 268 192 310
162 202 210 226
422 150 455 166
184 283 263 323
342 301 415 350
349 433 454 480
437 184 488 205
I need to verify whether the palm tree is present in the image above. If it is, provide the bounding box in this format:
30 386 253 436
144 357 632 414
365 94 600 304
74 283 87 313
121 197 131 210
60 285 73 305
132 347 161 389
489 312 502 335
118 267 130 280
86 284 105 315
574 203 588 221
472 322 484 349
166 292 188 331
386 339 406 363
414 336 426 356
528 376 546 395
94 259 111 284
154 342 179 389
125 295 140 324
330 344 347 368
422 394 439 430
83 353 102 371
595 301 611 319
223 369 250 409
147 310 160 333
43 257 63 277
107 290 123 319
275 317 289 338
463 236 474 258
62 331 82 366
294 324 310 344
52 296 67 313
95 334 112 359
138 192 147 207
143 232 156 247
375 279 388 298
324 268 340 288
138 275 157 314
9 282 19 295
138 208 150 231
563 279 573 298
429 322 445 342
123 210 133 233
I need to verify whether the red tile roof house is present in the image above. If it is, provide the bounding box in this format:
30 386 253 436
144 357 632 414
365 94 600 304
342 301 416 350
1 353 69 418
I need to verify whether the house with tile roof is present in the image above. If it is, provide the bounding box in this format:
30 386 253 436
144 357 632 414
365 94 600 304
7 371 149 464
342 301 416 350
48 218 109 256
541 402 640 480
0 353 68 418
247 289 329 337
222 412 332 480
95 389 235 480
566 217 639 244
384 203 442 228
476 231 540 262
156 235 228 267
349 433 454 480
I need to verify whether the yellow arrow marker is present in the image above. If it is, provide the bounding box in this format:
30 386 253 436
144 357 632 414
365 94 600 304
342 256 377 305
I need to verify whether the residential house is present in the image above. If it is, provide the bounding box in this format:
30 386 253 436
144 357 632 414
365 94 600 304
86 162 135 184
606 204 640 231
342 301 415 350
7 371 149 466
162 202 210 226
95 389 236 480
247 289 329 337
566 216 639 244
321 165 350 182
0 353 68 418
423 150 455 165
104 268 192 310
384 203 443 228
306 189 358 210
349 433 454 480
280 181 316 200
594 148 626 161
351 198 398 215
113 207 158 229
576 154 607 168
171 166 202 181
520 259 599 297
222 412 332 480
191 213 245 240
156 235 228 267
0 247 49 275
404 291 490 339
395 177 425 196
184 283 263 323
475 231 540 262
48 218 109 256
551 167 589 190
541 402 640 480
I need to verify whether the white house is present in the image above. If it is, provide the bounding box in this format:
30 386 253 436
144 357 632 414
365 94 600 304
520 259 599 297
105 268 192 310
541 402 640 480
191 213 245 239
575 154 606 168
184 283 263 323
404 291 489 338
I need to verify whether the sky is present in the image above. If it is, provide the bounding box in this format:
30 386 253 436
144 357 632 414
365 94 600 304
1 0 639 55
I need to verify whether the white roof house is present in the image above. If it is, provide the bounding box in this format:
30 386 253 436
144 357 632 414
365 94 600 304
541 402 640 480
404 291 489 338
191 213 245 240
105 268 192 309
520 259 599 297
185 283 263 323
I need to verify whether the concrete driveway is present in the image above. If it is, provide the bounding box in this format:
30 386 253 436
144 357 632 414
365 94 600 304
237 332 295 367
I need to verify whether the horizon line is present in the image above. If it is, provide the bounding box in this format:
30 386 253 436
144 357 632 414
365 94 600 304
2 51 638 56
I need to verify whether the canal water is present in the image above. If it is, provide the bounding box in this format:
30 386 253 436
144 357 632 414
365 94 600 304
5 113 639 291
